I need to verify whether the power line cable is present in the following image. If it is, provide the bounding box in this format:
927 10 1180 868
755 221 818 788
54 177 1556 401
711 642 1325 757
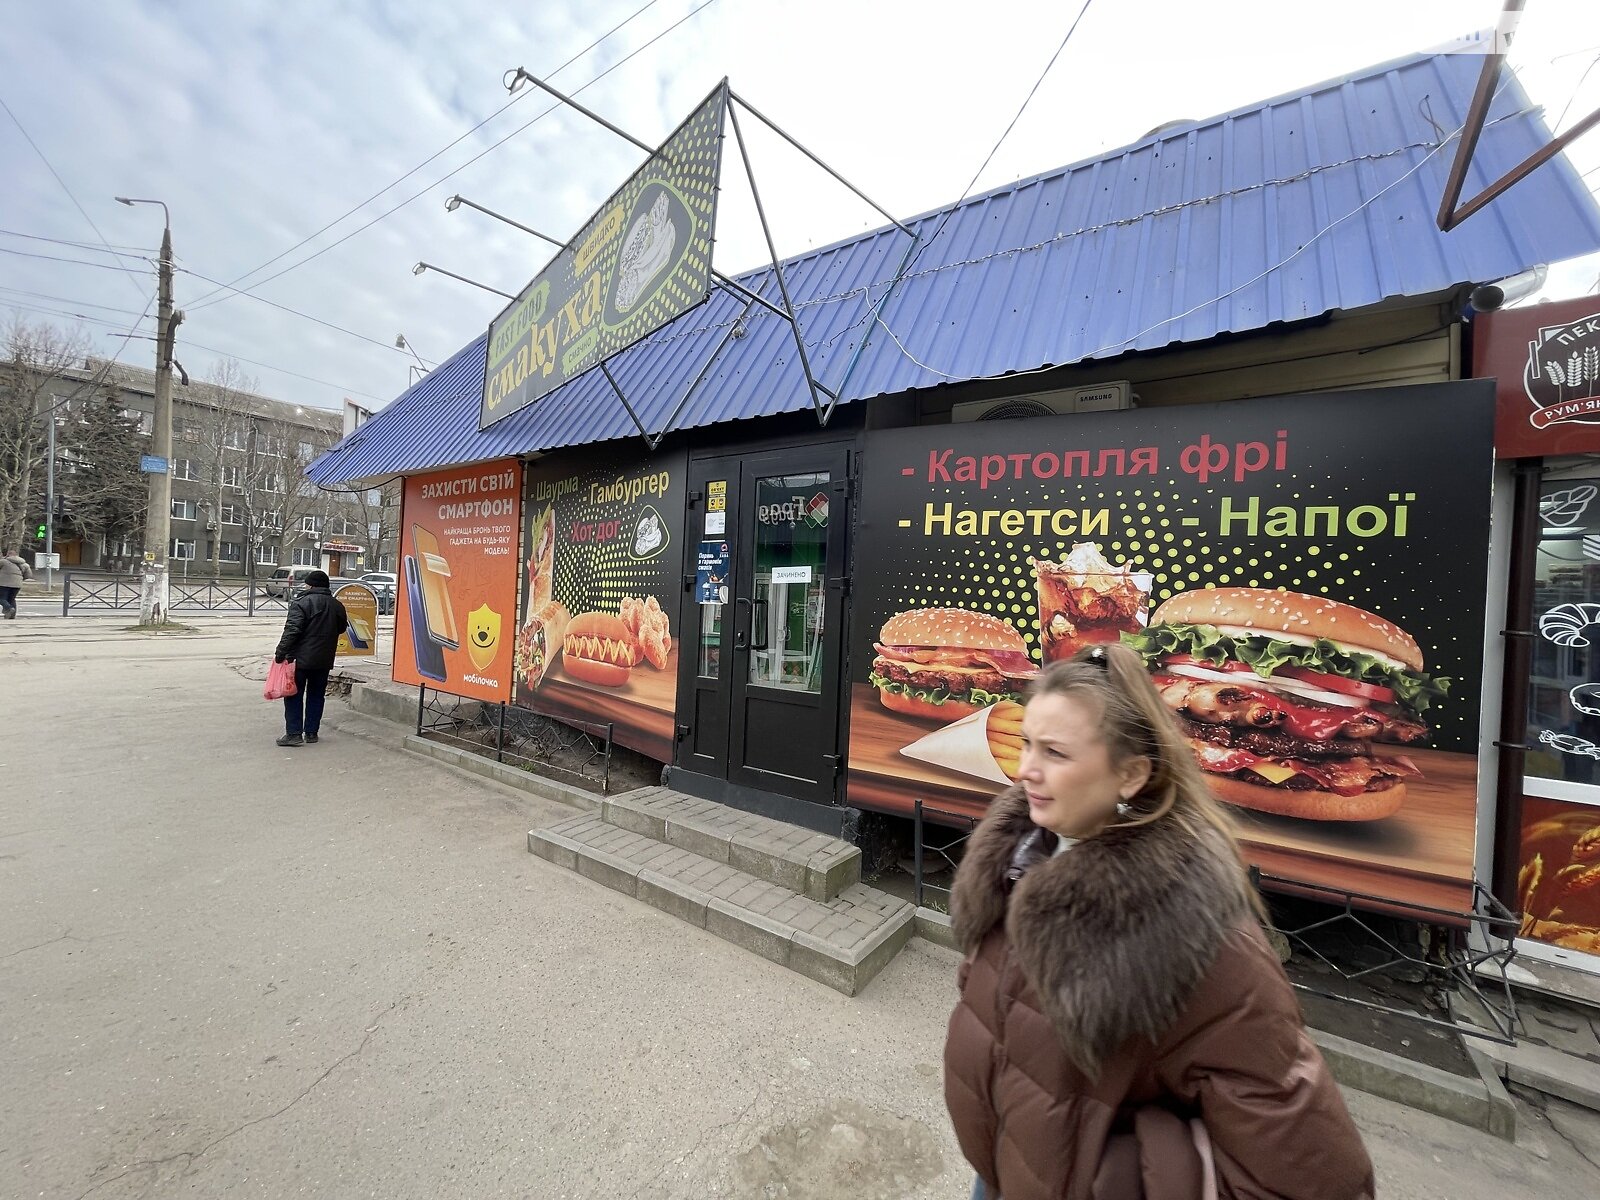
0 91 154 305
899 0 1094 278
0 286 153 319
0 228 151 257
184 0 668 308
177 266 421 357
171 339 388 402
0 245 155 274
870 65 1526 379
187 0 720 313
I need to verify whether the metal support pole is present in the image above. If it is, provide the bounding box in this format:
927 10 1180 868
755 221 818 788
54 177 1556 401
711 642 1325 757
914 800 925 909
725 99 838 423
140 221 180 625
728 91 916 238
711 272 787 321
44 409 55 591
417 684 426 736
504 68 657 156
497 702 507 763
649 292 769 447
598 362 658 448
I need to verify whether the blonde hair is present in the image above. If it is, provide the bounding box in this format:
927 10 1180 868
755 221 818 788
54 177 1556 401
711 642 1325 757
1029 643 1266 918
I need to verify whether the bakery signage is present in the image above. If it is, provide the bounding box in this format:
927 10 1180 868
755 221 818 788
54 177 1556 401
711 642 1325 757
1474 296 1600 458
513 446 687 761
848 381 1497 915
479 83 726 430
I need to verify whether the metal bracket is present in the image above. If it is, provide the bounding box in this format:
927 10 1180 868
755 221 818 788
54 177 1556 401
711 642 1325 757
1436 1 1600 231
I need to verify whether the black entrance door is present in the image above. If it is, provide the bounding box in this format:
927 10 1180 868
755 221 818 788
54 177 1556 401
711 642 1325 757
675 445 851 807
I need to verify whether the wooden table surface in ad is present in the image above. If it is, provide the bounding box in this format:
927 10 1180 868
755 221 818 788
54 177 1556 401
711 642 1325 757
844 683 1480 917
519 650 679 762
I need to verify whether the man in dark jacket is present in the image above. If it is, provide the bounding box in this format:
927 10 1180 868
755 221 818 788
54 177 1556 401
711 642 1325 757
273 570 347 746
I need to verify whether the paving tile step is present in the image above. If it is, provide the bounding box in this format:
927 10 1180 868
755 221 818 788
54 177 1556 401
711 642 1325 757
529 814 912 996
599 787 860 902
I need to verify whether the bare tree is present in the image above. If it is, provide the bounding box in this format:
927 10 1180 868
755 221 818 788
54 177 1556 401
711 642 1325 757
0 317 90 550
185 360 258 577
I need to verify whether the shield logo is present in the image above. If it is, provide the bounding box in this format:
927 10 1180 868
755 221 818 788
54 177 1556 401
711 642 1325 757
466 604 502 673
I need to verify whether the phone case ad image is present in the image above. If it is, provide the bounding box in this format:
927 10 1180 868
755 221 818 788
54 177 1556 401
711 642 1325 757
405 555 448 682
412 525 460 649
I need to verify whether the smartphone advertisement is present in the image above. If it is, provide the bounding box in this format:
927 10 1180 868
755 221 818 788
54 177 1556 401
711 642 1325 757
848 382 1496 915
513 446 687 761
394 460 523 702
334 582 378 658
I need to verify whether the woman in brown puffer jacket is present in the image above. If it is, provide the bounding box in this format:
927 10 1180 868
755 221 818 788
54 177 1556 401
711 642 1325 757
944 643 1374 1200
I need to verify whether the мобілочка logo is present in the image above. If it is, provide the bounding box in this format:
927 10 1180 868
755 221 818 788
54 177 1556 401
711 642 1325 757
1524 309 1600 429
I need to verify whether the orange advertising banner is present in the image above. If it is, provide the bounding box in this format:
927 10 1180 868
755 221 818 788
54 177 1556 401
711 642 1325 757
394 460 522 702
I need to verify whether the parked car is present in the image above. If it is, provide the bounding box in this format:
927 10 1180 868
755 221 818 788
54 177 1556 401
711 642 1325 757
264 565 318 598
358 571 397 615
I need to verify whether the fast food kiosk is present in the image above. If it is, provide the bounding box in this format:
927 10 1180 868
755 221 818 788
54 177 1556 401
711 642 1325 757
310 49 1600 943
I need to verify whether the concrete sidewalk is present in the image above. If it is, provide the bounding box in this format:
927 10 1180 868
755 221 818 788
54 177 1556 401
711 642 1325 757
3 623 1599 1198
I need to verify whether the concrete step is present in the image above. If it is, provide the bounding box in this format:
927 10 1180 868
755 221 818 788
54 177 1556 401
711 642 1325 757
596 785 861 902
529 812 913 996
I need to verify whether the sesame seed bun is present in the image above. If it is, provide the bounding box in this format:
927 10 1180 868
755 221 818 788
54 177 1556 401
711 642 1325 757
1150 587 1422 672
877 606 1027 652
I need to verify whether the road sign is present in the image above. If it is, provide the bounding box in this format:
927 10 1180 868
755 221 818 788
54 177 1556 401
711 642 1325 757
140 455 169 474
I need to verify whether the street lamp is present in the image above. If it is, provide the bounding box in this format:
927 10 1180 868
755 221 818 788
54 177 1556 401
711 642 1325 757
116 195 182 625
443 194 564 250
411 262 516 301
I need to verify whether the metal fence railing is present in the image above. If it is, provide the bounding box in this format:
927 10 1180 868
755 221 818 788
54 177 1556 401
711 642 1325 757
415 685 615 793
1254 871 1522 1045
912 800 981 914
63 572 289 616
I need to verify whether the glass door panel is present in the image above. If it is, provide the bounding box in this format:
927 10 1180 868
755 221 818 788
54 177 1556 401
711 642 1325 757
749 472 829 693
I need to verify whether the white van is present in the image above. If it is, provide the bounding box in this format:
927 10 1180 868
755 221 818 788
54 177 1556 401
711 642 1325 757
264 565 318 598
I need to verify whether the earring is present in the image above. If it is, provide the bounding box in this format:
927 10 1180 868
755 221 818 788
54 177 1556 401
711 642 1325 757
1115 801 1134 820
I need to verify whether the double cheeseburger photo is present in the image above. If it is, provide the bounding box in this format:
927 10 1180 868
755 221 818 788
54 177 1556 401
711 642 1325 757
870 606 1038 720
1125 588 1449 821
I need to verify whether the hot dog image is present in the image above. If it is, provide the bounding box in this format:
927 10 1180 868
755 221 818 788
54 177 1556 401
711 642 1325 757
1124 588 1449 821
562 611 639 687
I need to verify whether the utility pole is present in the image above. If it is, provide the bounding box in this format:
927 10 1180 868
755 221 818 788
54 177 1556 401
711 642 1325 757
118 197 183 625
44 410 55 591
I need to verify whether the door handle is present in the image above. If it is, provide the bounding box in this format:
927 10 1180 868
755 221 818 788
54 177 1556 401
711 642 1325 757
750 595 769 650
734 596 752 650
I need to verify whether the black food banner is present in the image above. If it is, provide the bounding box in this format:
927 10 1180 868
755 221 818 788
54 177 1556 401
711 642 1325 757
515 446 687 761
848 382 1497 914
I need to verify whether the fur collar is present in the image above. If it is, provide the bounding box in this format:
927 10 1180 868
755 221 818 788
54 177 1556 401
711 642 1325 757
951 787 1254 1077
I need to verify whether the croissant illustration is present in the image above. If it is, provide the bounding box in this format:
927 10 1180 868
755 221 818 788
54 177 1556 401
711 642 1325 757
1540 602 1600 647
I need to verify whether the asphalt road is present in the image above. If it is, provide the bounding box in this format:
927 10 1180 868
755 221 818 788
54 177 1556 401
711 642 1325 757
2 619 1598 1198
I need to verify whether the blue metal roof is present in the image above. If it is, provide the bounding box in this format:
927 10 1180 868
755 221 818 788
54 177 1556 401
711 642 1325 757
311 50 1600 485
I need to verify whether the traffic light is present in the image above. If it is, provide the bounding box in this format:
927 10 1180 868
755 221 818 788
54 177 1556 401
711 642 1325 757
35 523 46 540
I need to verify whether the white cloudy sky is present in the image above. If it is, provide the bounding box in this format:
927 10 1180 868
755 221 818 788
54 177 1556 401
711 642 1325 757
2 0 1598 413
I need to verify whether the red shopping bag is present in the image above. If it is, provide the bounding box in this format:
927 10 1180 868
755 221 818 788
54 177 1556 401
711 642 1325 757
264 658 298 700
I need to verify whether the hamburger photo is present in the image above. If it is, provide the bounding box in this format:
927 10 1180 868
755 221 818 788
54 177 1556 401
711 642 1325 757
1124 588 1449 821
562 611 638 687
871 607 1038 722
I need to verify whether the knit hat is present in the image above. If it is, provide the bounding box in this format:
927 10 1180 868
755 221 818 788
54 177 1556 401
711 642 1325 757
305 570 331 589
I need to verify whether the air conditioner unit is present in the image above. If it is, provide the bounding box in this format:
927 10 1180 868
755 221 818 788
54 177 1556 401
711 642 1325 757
205 521 217 531
951 381 1136 423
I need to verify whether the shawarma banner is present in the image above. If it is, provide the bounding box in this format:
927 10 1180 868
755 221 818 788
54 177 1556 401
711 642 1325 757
479 83 726 430
848 382 1497 916
513 446 687 762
